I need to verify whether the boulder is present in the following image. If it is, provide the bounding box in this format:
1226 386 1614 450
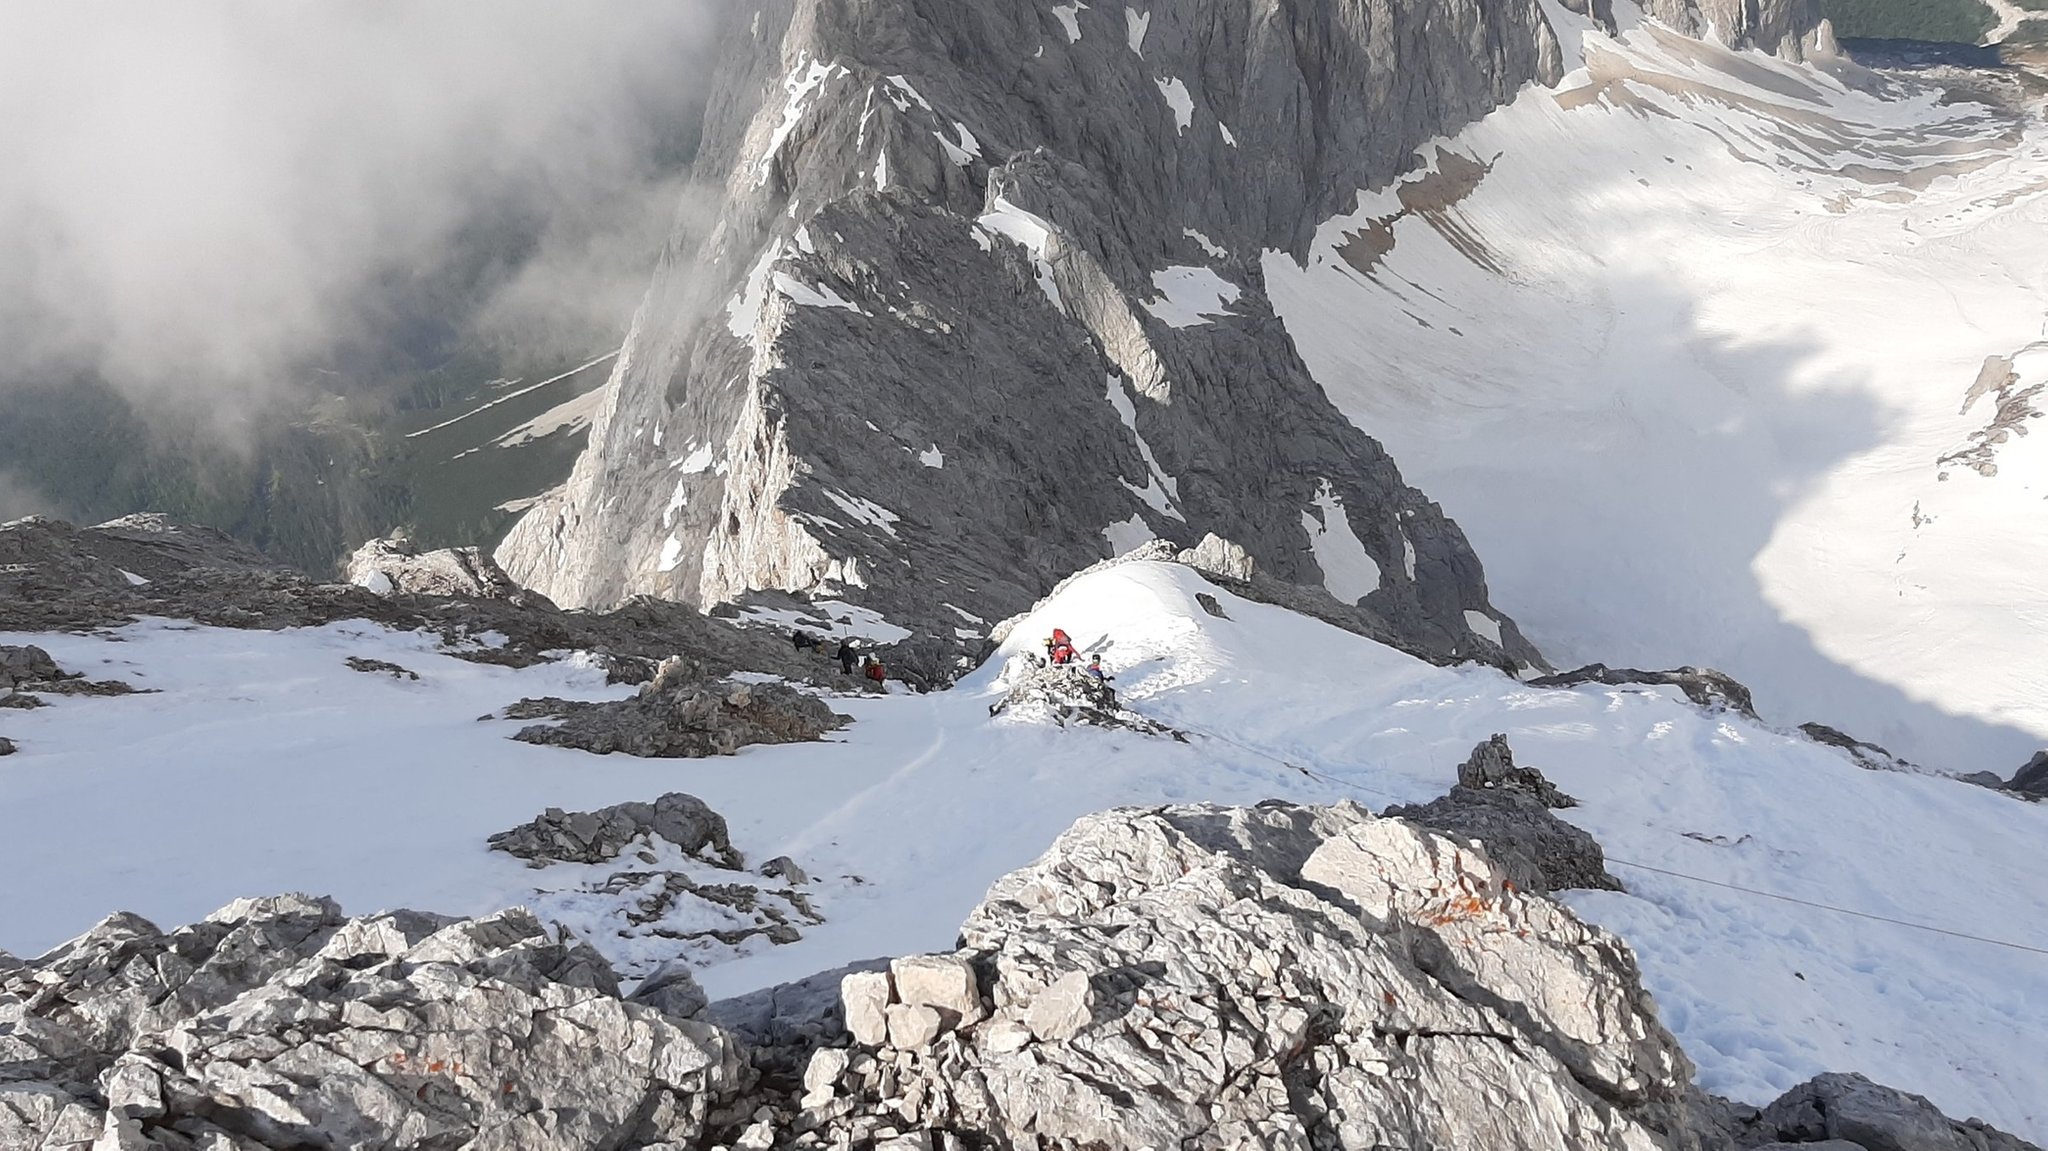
1024 970 1094 1043
1175 533 1258 582
629 959 712 1021
0 644 60 687
507 657 848 758
1741 1072 2039 1151
1454 732 1577 807
839 970 893 1047
888 954 986 1030
344 534 552 606
487 791 743 869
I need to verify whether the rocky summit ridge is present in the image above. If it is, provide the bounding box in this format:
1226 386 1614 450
497 0 1827 670
3 799 2028 1151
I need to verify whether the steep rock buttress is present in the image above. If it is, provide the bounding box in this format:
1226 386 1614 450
499 0 1828 671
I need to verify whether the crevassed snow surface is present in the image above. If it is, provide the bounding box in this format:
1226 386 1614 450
5 564 2043 1138
1266 19 2048 771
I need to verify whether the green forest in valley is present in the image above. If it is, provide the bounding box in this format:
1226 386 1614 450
1822 0 1997 41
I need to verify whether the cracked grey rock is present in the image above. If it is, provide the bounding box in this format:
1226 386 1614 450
345 534 555 608
630 959 713 1021
0 897 744 1151
0 645 60 688
798 800 1707 1150
487 790 743 869
1741 1071 2039 1151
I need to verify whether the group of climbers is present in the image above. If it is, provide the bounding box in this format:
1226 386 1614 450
789 630 889 686
1042 627 1111 682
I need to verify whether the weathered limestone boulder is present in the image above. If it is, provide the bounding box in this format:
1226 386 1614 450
488 791 743 869
1176 533 1258 583
506 656 847 759
0 896 744 1151
0 644 60 687
346 534 551 606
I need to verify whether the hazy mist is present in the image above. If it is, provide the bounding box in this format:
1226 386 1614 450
0 1 716 419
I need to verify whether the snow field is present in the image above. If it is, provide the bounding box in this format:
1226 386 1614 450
1267 10 2048 772
3 561 2045 1137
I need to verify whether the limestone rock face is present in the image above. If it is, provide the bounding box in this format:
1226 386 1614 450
504 0 1863 672
0 896 744 1151
797 801 1707 1150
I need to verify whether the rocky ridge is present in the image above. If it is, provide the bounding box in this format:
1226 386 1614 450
6 799 2028 1151
502 0 1842 669
0 514 823 690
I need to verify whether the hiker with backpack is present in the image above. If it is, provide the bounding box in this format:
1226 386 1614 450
837 639 858 675
1047 627 1077 666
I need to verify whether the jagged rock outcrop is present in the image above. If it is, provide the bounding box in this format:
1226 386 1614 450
6 804 2031 1151
1734 1072 2039 1151
776 800 1705 1150
1385 736 1618 895
0 895 745 1151
2006 751 2048 799
985 656 1179 736
1798 722 1922 775
345 533 554 607
505 655 847 758
496 0 1863 672
1533 663 1759 718
489 793 824 982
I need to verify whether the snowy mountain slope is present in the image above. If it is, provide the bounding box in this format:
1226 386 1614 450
5 559 2044 1138
1266 7 2048 772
